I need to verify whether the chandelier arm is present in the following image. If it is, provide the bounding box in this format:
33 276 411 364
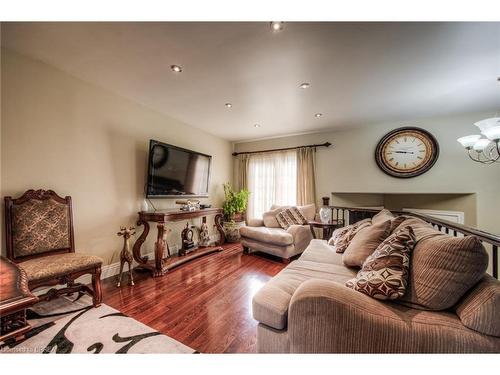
468 149 494 164
467 149 484 163
486 141 500 162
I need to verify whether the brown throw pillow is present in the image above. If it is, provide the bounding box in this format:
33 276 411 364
342 220 392 267
371 209 394 225
328 219 371 253
398 234 488 311
346 226 416 300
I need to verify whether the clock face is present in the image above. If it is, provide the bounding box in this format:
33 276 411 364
375 127 439 178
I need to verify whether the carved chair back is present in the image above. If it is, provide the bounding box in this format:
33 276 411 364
4 189 75 262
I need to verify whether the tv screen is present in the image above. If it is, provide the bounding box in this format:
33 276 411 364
146 140 211 198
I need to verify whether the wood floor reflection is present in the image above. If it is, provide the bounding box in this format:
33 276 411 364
101 243 285 353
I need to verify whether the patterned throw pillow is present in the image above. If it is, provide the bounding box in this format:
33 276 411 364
345 226 416 300
328 219 372 253
275 206 309 229
286 207 308 225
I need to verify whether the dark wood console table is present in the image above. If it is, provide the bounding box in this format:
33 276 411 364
0 257 38 342
132 208 226 277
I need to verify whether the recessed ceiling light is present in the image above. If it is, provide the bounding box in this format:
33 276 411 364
225 103 233 108
314 113 323 118
299 82 310 89
270 22 284 32
170 65 182 73
254 124 261 128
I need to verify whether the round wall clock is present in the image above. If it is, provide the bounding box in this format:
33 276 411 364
375 127 439 178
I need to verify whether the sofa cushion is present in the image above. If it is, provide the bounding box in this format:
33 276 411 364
329 219 372 254
392 216 439 241
342 220 392 267
455 275 500 337
239 226 294 246
263 207 284 228
399 234 488 311
252 259 357 330
20 253 103 282
300 239 345 266
345 226 416 300
371 209 394 225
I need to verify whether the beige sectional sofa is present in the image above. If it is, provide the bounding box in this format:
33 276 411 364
240 204 315 262
252 213 500 353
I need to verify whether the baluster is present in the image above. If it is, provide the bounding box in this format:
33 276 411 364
493 245 498 279
453 230 457 237
445 227 449 234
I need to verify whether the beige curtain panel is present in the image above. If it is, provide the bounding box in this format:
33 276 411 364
296 147 317 206
236 154 250 191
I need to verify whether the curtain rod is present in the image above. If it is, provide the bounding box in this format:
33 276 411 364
232 142 332 156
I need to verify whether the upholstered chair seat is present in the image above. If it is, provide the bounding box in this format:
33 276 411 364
5 189 103 307
20 253 103 283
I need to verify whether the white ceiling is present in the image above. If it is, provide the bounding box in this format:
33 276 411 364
2 22 499 141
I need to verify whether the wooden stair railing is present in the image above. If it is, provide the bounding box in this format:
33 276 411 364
328 205 500 279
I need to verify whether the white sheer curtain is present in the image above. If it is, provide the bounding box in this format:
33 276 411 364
247 150 297 220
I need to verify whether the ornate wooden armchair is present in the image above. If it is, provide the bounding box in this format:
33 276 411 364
4 189 103 307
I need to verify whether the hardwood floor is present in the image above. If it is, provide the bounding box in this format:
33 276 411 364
101 243 285 353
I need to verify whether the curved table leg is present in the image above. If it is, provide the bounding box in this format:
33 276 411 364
132 218 150 265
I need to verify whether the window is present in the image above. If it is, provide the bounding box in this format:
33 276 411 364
247 150 297 219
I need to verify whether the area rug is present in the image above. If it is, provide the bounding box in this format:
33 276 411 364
0 293 195 354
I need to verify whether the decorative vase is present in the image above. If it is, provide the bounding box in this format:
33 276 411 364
141 199 149 212
319 197 332 224
223 221 246 242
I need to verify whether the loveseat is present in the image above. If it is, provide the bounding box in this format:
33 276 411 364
252 209 500 353
240 204 315 263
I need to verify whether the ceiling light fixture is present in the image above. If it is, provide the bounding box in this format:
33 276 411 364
457 114 500 164
270 22 284 32
254 124 261 128
170 65 182 73
225 103 233 108
457 79 500 164
314 113 323 118
299 82 310 89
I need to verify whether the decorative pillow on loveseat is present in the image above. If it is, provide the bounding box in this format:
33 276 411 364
264 204 315 228
328 218 371 253
342 219 393 267
275 207 308 230
345 226 416 300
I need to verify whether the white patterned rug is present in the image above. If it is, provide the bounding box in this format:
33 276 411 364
0 293 195 354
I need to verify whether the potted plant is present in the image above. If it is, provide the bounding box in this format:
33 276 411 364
222 183 250 242
222 182 250 222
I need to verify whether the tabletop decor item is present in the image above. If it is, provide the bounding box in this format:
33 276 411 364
375 127 439 178
117 226 136 287
319 196 332 224
198 219 210 247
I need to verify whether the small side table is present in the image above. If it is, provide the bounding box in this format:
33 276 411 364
307 220 344 240
0 257 38 342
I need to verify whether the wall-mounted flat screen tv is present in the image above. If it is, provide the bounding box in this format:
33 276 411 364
146 140 211 198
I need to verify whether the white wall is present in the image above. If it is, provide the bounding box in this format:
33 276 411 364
234 112 500 234
1 48 233 264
